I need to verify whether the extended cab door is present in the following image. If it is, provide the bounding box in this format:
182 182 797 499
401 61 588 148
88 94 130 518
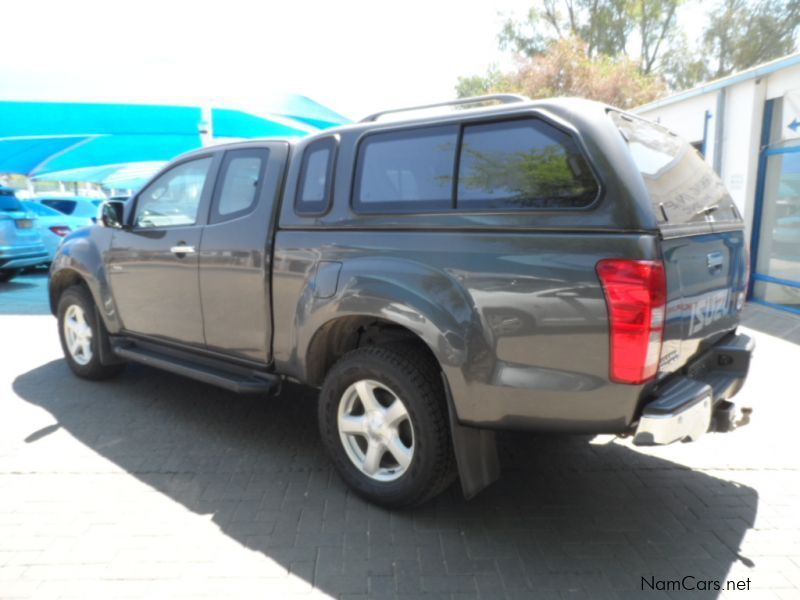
198 143 288 364
107 154 218 346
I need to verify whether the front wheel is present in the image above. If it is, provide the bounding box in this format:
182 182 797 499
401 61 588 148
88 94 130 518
318 344 456 508
57 285 125 380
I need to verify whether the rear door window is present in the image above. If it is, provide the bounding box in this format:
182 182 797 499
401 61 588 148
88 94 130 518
211 149 268 223
610 111 741 232
353 125 458 212
457 118 598 209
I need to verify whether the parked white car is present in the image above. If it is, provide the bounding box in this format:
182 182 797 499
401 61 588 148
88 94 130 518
31 196 103 226
0 187 49 282
22 201 87 262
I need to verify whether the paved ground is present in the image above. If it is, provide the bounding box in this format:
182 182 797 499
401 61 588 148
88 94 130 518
1 273 800 599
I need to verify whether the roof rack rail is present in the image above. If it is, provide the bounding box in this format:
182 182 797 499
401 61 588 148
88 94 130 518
359 94 530 123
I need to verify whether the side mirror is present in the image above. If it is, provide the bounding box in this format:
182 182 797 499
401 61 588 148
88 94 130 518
100 200 126 229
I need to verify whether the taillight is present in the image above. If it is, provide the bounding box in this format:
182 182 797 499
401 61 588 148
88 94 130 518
596 259 666 384
49 226 71 237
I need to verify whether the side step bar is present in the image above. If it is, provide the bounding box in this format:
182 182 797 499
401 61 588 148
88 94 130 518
112 341 281 395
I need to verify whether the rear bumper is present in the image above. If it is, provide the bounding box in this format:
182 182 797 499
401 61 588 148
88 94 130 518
633 332 754 445
0 244 50 269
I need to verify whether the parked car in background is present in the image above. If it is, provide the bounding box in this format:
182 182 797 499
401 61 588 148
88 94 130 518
32 196 103 226
22 201 87 262
0 187 49 282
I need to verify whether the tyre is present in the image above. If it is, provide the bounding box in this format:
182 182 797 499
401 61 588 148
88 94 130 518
318 344 456 508
0 269 19 283
57 285 126 380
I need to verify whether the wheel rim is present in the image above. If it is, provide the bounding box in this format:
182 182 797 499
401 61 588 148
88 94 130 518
337 379 415 482
63 304 93 366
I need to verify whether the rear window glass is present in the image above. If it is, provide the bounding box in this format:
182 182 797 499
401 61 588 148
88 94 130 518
40 199 77 215
457 118 598 209
0 190 23 212
353 125 457 212
23 202 60 216
610 111 741 228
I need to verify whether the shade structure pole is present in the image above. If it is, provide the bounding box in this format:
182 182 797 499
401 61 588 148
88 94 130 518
199 106 213 147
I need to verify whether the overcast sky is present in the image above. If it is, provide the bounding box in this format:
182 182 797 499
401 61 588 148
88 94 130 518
0 0 535 121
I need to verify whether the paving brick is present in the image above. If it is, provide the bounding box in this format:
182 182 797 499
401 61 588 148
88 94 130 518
2 305 800 598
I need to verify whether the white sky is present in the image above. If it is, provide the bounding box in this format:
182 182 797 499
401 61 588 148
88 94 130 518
0 0 534 121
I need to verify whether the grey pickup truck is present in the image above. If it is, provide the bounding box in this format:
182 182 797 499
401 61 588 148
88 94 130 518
50 95 754 507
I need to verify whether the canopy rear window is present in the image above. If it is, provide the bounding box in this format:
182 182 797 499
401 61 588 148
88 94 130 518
610 111 741 232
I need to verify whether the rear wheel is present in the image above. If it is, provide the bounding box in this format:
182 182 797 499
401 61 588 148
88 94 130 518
0 269 19 283
57 285 125 380
318 344 455 508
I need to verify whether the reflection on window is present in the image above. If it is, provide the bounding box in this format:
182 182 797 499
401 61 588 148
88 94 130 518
354 126 457 210
457 119 598 209
610 111 738 227
218 156 262 216
135 158 211 228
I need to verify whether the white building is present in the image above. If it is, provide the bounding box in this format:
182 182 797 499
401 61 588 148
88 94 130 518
636 53 800 315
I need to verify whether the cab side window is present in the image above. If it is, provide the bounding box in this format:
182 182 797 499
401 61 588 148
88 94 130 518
295 138 336 215
211 149 269 223
134 157 212 228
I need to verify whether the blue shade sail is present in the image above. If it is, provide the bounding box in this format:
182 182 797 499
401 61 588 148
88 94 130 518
0 97 349 187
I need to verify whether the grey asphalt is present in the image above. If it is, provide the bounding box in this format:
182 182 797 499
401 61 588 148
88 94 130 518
1 272 800 599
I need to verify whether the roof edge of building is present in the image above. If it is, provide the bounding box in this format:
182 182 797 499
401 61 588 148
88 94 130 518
635 51 800 113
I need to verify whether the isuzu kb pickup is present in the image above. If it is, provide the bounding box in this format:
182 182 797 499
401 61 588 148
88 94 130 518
49 95 754 507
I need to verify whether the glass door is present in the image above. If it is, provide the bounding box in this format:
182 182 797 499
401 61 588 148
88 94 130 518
752 148 800 313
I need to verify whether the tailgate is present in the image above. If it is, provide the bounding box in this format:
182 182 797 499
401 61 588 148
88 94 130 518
609 111 748 376
660 229 748 375
0 212 41 245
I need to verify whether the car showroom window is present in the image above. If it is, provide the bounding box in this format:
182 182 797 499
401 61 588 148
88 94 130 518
296 138 336 215
353 125 458 212
134 157 212 228
212 149 268 223
457 118 599 209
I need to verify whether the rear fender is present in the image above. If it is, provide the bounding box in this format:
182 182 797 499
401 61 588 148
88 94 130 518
294 257 500 498
294 257 490 406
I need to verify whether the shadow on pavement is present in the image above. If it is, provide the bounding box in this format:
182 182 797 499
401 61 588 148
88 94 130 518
14 360 758 598
0 279 39 292
0 272 51 315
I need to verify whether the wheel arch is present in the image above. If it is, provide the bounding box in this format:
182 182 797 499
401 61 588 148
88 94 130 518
304 315 442 387
49 268 88 316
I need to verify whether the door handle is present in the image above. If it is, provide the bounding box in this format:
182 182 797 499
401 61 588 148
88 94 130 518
170 244 196 256
707 251 724 272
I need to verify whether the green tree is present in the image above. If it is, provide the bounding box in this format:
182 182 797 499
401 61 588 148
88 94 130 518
498 0 682 74
464 0 800 98
455 65 514 98
456 36 666 109
702 0 800 79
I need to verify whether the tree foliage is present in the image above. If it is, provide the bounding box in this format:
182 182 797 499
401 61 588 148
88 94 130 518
457 0 800 104
499 0 682 74
456 37 666 109
701 0 800 79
